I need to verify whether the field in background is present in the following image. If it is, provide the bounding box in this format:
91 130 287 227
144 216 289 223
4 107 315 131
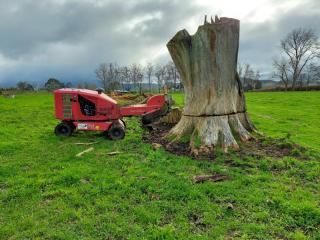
0 92 319 239
172 91 320 151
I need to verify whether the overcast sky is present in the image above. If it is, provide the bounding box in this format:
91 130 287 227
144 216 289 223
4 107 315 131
0 0 319 87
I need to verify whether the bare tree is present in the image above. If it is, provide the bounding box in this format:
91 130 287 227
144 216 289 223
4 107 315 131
154 65 166 93
108 63 120 91
95 63 108 91
145 62 154 92
243 64 254 90
238 62 261 90
303 63 320 89
277 28 320 90
309 63 320 80
129 63 143 92
17 81 34 91
95 63 120 92
164 64 172 87
253 70 261 89
165 61 180 91
120 66 131 91
273 58 290 91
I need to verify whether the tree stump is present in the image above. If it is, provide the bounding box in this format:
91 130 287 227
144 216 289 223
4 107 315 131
166 16 255 152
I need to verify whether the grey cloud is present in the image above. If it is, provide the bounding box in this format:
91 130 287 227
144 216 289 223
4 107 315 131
239 0 320 77
0 0 203 86
0 0 319 86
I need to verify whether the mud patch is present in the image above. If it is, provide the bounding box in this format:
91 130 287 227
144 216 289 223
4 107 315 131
142 123 215 160
142 123 309 160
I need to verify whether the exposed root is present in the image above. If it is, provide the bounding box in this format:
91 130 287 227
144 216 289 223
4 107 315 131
144 122 309 161
165 113 254 152
228 114 252 141
237 112 257 132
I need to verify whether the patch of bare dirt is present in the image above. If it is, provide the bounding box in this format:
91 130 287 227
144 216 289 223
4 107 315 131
142 123 215 160
142 123 309 161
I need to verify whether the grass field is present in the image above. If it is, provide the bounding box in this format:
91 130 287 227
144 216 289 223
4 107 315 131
0 92 319 239
172 91 320 151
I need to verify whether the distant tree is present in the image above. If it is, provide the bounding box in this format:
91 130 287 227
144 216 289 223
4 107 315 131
45 78 64 91
138 72 144 94
32 82 42 91
243 64 254 90
275 28 320 90
95 63 109 91
111 64 121 91
129 63 143 92
273 58 290 91
154 65 166 93
253 70 261 89
109 81 121 91
238 63 262 91
16 81 34 91
301 63 320 89
165 61 179 91
145 62 154 92
17 81 27 90
83 82 97 90
120 66 131 91
309 63 320 80
65 82 73 88
95 63 120 92
255 80 262 90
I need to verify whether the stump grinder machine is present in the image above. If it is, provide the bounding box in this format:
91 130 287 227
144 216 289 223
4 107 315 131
53 88 173 140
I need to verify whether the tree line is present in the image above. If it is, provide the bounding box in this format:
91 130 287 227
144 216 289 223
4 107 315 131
95 61 180 93
10 61 181 94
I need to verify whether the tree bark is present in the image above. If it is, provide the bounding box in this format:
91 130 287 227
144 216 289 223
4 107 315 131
166 17 255 152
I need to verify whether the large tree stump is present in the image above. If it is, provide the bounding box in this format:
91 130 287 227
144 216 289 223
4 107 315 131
166 16 255 152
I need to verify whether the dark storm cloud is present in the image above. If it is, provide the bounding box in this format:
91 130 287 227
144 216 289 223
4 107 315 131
0 0 199 58
0 0 319 86
0 0 203 86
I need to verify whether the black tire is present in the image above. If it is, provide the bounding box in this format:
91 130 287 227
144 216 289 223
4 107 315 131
108 125 125 140
55 122 73 137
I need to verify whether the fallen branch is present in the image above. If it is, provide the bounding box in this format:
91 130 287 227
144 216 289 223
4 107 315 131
74 141 99 145
106 151 122 156
76 147 94 157
96 151 122 156
193 174 229 184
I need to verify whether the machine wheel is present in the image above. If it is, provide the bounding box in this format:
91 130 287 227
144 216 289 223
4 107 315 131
55 122 73 137
108 125 125 140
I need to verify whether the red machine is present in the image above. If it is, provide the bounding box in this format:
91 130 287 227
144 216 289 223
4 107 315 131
54 88 171 139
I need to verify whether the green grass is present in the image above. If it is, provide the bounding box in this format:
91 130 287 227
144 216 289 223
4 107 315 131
172 91 320 151
0 92 319 239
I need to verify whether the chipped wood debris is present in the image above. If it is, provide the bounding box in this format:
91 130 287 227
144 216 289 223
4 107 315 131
76 147 94 157
193 174 229 183
74 141 99 145
106 151 122 156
